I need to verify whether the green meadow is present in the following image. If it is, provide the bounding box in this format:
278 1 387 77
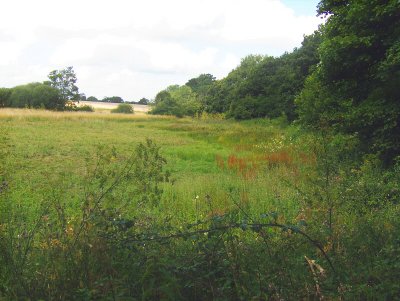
1 109 399 300
2 109 305 224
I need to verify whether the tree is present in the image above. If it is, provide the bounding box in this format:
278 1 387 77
101 96 124 103
8 83 62 109
151 85 200 117
151 91 181 116
0 88 12 107
48 66 79 101
9 84 36 108
87 96 99 102
138 98 149 105
77 93 86 101
297 0 400 163
32 85 62 109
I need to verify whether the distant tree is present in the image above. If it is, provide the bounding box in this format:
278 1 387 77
186 74 215 96
102 96 124 103
0 88 12 107
151 85 200 117
154 90 173 105
48 66 79 101
151 91 182 116
87 96 99 102
77 93 86 101
111 103 134 114
138 98 149 105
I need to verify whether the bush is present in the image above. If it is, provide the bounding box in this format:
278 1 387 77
111 103 134 114
8 83 64 110
76 105 94 112
9 85 33 108
32 85 62 110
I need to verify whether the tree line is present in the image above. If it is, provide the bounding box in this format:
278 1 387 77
0 67 80 110
0 67 150 110
151 0 400 163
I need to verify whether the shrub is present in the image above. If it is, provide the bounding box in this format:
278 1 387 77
111 103 134 114
9 85 33 108
76 105 94 112
7 83 64 110
32 84 62 109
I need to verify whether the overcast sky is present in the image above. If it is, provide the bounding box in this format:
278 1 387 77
0 0 322 101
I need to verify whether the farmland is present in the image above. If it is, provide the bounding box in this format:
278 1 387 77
78 101 150 113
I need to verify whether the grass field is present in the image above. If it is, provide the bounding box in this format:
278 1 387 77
0 108 304 222
1 108 399 300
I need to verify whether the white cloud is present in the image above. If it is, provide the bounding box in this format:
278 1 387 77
0 0 323 100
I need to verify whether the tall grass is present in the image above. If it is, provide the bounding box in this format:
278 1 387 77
0 110 399 299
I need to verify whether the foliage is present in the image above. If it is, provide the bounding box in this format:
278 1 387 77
76 105 95 112
151 85 201 117
77 93 86 101
87 96 99 102
138 97 150 105
0 88 12 107
32 84 63 110
47 66 79 101
111 103 134 114
101 96 124 103
197 33 321 121
8 83 61 109
297 0 400 163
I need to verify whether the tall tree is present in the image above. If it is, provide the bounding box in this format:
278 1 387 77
297 0 400 163
47 66 79 101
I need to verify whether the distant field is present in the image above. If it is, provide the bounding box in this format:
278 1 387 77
78 100 150 112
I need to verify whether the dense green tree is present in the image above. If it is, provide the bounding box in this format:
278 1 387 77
297 0 400 163
9 84 35 108
154 90 172 105
186 73 215 94
169 85 200 116
101 96 124 103
204 55 264 116
151 85 200 117
48 66 79 101
0 88 12 107
151 91 182 116
185 73 216 108
203 79 232 113
31 85 61 109
87 96 99 102
8 83 63 109
138 98 149 105
213 34 321 121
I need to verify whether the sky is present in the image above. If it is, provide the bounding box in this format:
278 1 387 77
0 0 322 101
